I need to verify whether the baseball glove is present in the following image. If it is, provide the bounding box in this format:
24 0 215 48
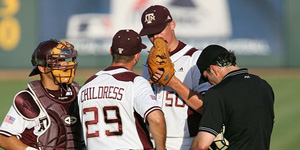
147 37 175 87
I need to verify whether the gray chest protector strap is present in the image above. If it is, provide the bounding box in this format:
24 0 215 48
29 80 81 150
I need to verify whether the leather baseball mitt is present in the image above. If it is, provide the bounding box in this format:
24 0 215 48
147 37 175 86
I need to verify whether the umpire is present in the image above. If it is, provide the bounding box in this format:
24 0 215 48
191 45 275 150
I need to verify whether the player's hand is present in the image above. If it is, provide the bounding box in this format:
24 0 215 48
152 69 164 81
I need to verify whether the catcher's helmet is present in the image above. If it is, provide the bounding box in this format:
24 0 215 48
29 39 78 84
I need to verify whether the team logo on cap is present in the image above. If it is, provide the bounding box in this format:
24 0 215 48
167 15 172 21
118 48 124 54
144 13 155 24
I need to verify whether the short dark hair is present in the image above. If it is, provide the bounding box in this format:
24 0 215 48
197 45 237 83
112 53 135 64
210 50 237 68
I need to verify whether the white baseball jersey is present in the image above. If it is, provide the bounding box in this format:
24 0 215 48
78 66 161 150
0 101 40 139
142 41 211 149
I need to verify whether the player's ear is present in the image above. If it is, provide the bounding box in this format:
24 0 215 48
134 53 140 63
38 66 45 73
210 65 219 76
170 21 176 31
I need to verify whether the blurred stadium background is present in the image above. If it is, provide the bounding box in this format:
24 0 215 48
0 0 299 149
1 0 299 69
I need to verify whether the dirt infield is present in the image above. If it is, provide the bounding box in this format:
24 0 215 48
0 68 299 80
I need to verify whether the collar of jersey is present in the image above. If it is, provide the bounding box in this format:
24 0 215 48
96 66 131 76
170 42 193 63
223 68 249 80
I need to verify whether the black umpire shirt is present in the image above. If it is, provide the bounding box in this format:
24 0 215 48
199 68 275 150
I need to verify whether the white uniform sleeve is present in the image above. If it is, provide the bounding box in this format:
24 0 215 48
133 76 161 121
0 105 36 137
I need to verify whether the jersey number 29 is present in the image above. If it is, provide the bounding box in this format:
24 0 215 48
83 106 123 138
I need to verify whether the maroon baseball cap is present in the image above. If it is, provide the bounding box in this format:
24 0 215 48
111 29 147 56
140 5 173 36
29 39 59 76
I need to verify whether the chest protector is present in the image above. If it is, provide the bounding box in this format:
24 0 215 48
28 80 82 150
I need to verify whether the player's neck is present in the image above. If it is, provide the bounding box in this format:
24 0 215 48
169 38 179 53
111 63 134 71
111 54 138 71
221 66 241 79
40 78 60 90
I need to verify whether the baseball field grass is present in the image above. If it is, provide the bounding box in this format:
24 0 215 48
0 68 299 150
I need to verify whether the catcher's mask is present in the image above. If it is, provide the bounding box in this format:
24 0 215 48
29 39 78 86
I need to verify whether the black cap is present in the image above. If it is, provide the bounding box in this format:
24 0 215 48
111 29 147 56
197 45 228 82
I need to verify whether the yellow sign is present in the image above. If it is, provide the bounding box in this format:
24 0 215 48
0 0 20 51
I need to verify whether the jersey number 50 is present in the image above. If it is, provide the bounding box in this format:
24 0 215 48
165 91 185 107
83 106 122 138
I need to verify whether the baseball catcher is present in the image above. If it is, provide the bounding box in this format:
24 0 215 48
0 39 84 150
147 37 175 86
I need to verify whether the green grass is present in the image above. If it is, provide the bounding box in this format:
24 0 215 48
267 77 300 150
0 80 31 118
0 75 299 150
